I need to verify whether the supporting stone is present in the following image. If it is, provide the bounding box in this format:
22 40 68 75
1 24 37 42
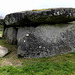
0 19 4 25
17 23 75 58
4 27 17 44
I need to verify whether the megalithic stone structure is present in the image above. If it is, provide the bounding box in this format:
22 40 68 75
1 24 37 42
4 8 75 26
3 8 75 58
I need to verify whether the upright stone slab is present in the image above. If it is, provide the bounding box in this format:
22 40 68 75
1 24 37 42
0 19 4 25
17 23 75 58
4 27 17 44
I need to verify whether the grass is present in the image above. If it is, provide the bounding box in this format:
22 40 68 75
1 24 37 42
0 39 75 75
0 26 75 75
0 31 3 34
0 25 3 28
0 25 3 37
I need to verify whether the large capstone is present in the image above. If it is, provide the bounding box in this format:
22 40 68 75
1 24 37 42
4 27 17 44
17 23 75 58
4 8 75 26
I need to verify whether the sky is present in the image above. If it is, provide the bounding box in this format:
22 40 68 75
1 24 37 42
0 0 75 17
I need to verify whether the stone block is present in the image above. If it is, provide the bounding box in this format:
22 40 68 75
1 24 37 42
4 8 75 26
4 27 17 44
17 23 75 58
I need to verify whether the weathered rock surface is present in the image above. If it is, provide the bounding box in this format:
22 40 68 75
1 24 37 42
17 22 75 58
4 27 17 44
3 8 75 58
0 19 4 25
0 46 8 57
5 8 75 26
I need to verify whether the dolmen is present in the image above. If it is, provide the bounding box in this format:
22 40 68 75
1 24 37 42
3 8 75 58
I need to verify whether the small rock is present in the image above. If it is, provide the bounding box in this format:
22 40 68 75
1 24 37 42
0 46 8 57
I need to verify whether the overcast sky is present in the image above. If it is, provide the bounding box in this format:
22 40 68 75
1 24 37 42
0 0 75 16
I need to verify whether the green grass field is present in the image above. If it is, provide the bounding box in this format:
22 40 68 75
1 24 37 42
0 31 3 34
0 25 3 28
0 39 75 75
0 25 75 75
0 25 3 37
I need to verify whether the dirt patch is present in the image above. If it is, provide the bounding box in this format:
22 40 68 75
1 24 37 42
0 50 22 67
1 58 22 67
1 59 12 67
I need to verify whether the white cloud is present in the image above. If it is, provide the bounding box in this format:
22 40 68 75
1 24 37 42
0 0 75 16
